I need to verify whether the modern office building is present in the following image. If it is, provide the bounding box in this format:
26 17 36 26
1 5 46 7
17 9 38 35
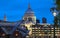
26 23 60 38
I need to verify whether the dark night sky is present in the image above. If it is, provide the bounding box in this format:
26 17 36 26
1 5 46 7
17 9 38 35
0 0 54 24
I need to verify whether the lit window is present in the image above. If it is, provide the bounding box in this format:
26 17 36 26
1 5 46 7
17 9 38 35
51 30 54 31
26 36 29 38
32 28 34 29
55 28 58 29
39 30 40 31
39 34 41 36
56 34 57 36
51 28 54 29
35 27 37 29
51 32 54 33
58 32 59 33
35 30 37 31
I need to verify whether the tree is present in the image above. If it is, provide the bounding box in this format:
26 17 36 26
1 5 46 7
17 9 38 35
56 0 60 25
56 0 60 10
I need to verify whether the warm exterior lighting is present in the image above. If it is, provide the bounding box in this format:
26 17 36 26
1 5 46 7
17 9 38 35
52 32 54 33
52 28 54 29
39 34 41 36
26 36 29 38
58 32 59 33
2 33 5 36
15 34 18 36
56 34 57 36
32 28 34 29
35 27 37 29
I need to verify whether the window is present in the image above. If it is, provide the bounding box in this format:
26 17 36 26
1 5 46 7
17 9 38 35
28 18 32 21
24 18 27 20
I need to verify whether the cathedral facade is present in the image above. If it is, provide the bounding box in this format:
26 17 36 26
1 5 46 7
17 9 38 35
22 3 36 35
0 3 36 38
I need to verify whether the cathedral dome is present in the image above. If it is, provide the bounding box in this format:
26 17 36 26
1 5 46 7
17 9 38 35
24 3 34 16
26 8 33 13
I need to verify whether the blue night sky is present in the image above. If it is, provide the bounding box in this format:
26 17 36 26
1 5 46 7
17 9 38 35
0 0 54 24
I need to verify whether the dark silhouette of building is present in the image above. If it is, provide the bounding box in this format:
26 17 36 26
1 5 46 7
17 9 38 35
36 19 40 24
42 17 47 23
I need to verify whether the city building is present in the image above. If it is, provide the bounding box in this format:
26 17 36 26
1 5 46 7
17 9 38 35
0 3 36 38
0 20 29 38
22 3 36 35
24 3 60 38
0 2 60 38
42 17 47 23
26 24 60 38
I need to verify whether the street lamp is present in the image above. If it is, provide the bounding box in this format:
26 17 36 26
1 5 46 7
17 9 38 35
53 12 56 38
53 12 57 16
50 7 58 38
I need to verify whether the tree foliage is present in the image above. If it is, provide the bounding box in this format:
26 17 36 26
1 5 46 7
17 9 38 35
56 0 60 10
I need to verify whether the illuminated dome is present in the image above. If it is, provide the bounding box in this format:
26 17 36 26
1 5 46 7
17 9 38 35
24 3 34 16
26 8 34 13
